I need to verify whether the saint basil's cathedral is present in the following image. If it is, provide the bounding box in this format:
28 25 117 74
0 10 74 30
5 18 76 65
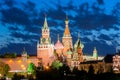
37 16 98 68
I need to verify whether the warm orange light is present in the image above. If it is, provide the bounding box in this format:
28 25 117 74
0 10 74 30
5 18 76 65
27 60 31 63
9 59 13 63
21 64 24 68
23 67 26 70
45 66 49 70
18 60 22 63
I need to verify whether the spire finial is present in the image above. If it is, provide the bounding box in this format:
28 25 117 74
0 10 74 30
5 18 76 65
66 14 68 21
43 13 48 28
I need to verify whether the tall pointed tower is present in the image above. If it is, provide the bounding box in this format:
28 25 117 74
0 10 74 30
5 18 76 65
74 32 84 62
93 47 98 60
37 16 54 67
62 16 73 54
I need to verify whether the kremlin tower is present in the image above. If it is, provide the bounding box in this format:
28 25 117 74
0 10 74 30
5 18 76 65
93 47 98 60
37 16 54 67
62 16 73 54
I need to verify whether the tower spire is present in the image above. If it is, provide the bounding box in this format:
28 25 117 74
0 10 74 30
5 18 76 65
93 47 98 60
43 14 48 29
64 16 70 36
66 15 68 21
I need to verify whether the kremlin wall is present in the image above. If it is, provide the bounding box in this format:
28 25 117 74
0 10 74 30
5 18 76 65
0 16 118 73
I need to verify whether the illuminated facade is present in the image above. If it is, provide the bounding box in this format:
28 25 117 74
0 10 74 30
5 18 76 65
54 34 64 57
93 47 98 60
37 16 54 67
62 17 73 55
113 54 120 72
0 49 38 72
0 16 105 72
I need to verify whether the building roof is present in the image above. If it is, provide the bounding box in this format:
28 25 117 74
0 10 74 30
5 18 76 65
67 50 72 54
80 60 103 64
43 16 49 29
63 17 71 36
54 34 64 49
74 33 84 49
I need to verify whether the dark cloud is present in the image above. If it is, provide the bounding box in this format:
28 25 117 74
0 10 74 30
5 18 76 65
99 34 112 40
83 40 115 55
97 0 104 5
4 0 16 7
0 43 36 55
1 7 30 25
10 31 39 42
0 0 119 55
82 37 92 42
22 1 36 11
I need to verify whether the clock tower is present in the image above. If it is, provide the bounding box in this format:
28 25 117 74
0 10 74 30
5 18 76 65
37 16 54 67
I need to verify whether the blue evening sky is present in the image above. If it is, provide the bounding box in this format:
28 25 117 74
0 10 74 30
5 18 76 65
0 0 120 56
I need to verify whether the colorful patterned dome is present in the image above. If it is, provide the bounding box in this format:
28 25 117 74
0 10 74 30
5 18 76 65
74 33 84 49
66 50 72 54
54 35 64 49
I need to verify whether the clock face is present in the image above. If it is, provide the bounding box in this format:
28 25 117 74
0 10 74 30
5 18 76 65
42 38 46 43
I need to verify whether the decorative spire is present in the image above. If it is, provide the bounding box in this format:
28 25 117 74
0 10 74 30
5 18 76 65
65 15 69 25
66 15 68 21
43 14 48 29
54 34 64 49
93 47 98 60
64 16 70 36
22 47 27 55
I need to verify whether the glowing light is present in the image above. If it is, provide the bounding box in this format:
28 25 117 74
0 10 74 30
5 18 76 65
21 64 24 68
9 59 13 63
27 60 31 63
22 67 26 70
17 59 22 63
45 66 49 70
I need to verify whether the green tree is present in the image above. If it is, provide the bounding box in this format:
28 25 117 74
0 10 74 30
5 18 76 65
51 60 63 70
27 63 36 74
0 61 10 76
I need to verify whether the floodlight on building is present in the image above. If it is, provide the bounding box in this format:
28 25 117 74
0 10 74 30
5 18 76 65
27 60 31 63
21 64 24 68
45 66 49 70
9 59 13 63
18 60 22 63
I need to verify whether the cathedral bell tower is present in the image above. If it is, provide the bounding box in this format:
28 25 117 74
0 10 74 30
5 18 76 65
62 16 73 55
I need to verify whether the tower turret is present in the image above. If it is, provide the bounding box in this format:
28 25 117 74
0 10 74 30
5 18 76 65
37 16 54 67
93 47 98 60
62 16 73 54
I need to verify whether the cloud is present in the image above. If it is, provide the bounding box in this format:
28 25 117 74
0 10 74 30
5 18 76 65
97 0 104 5
99 34 112 40
0 0 120 55
0 43 36 55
